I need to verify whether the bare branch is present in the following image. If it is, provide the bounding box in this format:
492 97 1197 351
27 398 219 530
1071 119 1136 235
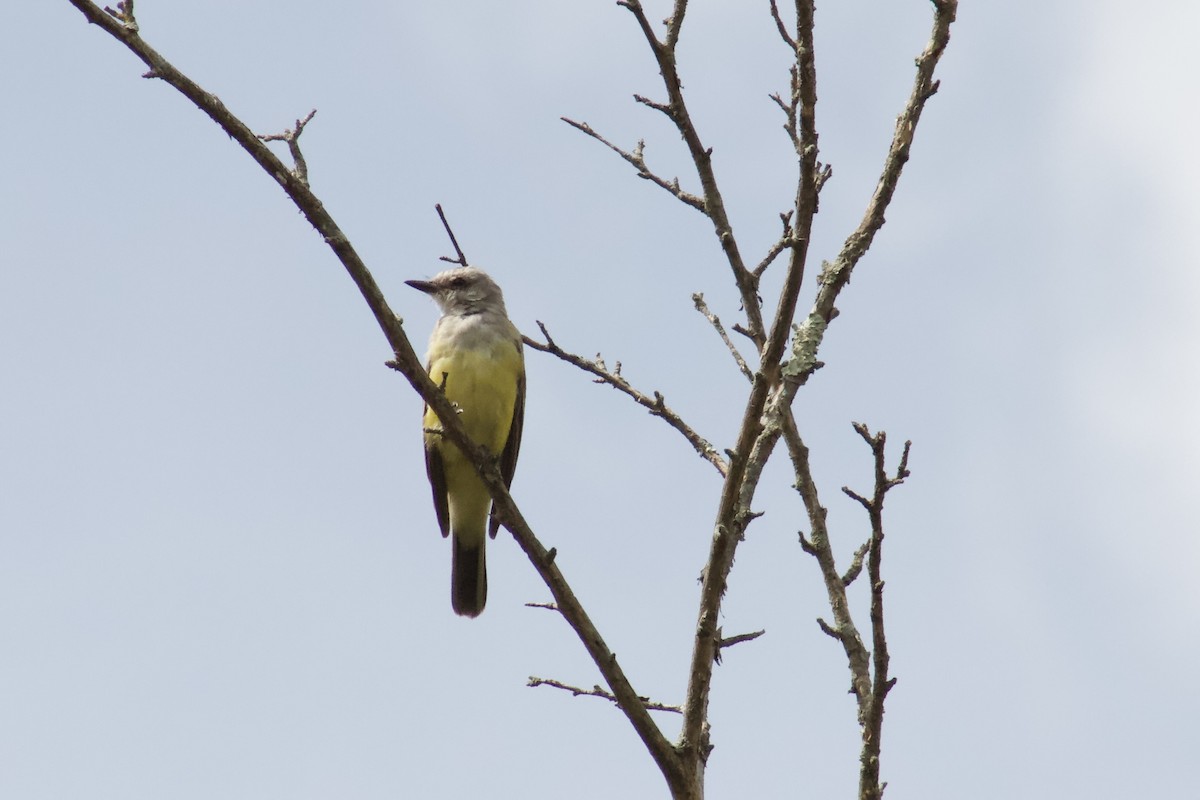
617 0 664 55
70 1 957 797
840 541 871 587
730 323 757 343
692 293 753 382
556 20 844 755
753 230 794 279
66 3 684 786
768 0 796 50
633 93 673 118
769 68 799 152
847 422 913 506
891 439 914 489
759 0 820 390
714 628 766 663
258 109 317 187
616 0 765 351
434 203 469 266
528 677 682 714
815 616 845 643
842 485 871 510
810 0 959 332
784 415 872 708
671 1 821 772
802 418 914 800
524 322 728 477
664 0 689 49
675 5 955 790
774 3 958 405
561 118 705 212
845 421 911 800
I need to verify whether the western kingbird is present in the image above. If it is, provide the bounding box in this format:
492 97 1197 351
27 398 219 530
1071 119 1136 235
406 267 525 617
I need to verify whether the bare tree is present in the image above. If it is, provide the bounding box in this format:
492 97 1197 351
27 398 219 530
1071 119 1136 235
64 1 958 798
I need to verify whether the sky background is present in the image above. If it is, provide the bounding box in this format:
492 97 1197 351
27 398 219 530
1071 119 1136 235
3 1 1197 798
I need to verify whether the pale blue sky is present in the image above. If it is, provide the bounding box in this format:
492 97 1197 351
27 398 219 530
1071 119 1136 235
3 2 1198 798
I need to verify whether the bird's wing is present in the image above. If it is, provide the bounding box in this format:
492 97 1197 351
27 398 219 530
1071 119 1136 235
489 369 525 539
423 405 451 538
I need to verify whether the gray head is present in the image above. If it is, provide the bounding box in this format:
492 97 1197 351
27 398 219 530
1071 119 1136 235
405 267 508 317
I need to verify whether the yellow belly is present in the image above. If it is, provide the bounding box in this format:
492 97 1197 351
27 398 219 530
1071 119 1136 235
423 341 522 542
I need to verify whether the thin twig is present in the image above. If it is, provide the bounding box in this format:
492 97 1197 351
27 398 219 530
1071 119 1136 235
839 421 911 800
258 109 317 187
841 542 871 587
714 628 765 663
524 322 728 477
528 677 683 714
753 229 794 279
633 93 673 117
435 204 469 266
560 118 705 212
692 293 753 382
768 0 796 50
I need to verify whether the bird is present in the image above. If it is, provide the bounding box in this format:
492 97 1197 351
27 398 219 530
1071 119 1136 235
406 267 525 617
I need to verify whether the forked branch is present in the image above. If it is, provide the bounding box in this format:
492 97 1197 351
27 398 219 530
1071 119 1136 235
258 109 317 186
795 415 912 800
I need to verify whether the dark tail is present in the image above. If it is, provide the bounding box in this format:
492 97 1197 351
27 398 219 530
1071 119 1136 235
451 535 487 618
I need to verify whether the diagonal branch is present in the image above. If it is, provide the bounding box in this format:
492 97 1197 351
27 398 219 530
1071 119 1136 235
753 212 797 278
807 0 959 328
434 203 470 266
561 118 705 212
528 676 682 714
692 293 753 382
768 0 797 51
524 323 728 477
714 628 766 663
65 2 686 791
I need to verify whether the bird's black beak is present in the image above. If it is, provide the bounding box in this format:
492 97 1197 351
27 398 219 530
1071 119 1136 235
405 279 437 294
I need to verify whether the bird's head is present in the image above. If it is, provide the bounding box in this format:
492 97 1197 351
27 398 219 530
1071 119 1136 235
406 267 507 316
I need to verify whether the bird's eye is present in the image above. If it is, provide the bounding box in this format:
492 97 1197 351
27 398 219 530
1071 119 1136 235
449 276 468 288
